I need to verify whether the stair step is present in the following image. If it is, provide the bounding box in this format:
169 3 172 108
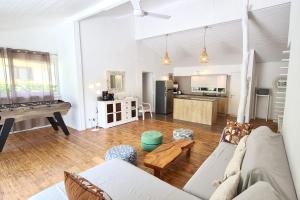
281 58 290 62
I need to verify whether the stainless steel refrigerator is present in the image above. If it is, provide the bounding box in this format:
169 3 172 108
155 80 173 114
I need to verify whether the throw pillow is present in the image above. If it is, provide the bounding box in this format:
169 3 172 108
64 171 112 200
222 121 252 144
210 172 241 200
223 135 248 180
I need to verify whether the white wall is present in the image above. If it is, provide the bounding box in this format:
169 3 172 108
79 15 171 128
55 22 86 131
0 26 58 54
282 0 300 197
173 64 241 76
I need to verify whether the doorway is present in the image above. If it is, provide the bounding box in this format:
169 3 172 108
142 72 154 110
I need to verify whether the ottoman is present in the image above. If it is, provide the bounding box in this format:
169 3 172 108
141 131 163 152
105 145 137 165
173 128 193 140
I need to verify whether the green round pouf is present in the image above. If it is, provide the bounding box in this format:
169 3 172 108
141 131 163 152
141 143 160 152
141 131 163 145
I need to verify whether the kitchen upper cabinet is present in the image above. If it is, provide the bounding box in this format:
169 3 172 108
217 75 227 88
191 75 227 94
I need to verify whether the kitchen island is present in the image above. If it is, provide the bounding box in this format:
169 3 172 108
173 96 218 125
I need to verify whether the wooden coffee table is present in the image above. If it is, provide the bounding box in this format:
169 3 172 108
144 140 194 178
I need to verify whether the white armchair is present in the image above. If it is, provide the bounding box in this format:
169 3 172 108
138 103 153 120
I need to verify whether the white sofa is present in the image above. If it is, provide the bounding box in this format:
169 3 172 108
30 126 297 200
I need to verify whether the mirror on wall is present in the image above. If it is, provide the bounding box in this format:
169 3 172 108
107 71 125 92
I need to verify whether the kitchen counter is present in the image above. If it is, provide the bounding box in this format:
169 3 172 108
173 97 218 125
174 94 229 115
174 95 217 102
174 94 227 99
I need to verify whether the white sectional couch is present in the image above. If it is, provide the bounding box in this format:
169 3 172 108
30 126 297 200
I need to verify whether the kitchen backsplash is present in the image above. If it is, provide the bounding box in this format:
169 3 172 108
174 76 227 96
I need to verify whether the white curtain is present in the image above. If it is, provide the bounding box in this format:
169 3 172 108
0 48 10 104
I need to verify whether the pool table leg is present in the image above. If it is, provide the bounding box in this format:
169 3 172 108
53 112 70 136
47 117 59 131
0 118 15 152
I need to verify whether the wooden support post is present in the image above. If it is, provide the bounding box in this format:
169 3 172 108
237 0 250 123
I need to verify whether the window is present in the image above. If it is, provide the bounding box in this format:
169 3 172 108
0 48 60 104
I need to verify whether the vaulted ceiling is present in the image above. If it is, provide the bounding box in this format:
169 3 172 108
0 0 290 66
139 3 290 66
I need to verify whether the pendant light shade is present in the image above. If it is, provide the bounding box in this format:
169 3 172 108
163 51 171 65
200 48 208 63
200 26 209 63
162 34 171 65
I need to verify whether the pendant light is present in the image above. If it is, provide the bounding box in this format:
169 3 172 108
162 34 171 65
200 26 209 63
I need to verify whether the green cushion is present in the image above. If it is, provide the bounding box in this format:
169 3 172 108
141 143 161 152
141 131 163 145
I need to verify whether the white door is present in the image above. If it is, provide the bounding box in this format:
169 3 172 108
228 72 241 116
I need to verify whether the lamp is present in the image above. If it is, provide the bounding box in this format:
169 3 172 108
200 26 209 63
162 34 171 65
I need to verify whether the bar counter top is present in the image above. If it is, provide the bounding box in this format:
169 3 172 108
173 95 218 102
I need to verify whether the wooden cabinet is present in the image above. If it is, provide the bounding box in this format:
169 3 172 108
98 98 138 128
217 98 228 115
173 98 218 125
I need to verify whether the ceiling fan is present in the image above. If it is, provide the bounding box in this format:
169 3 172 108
129 0 171 19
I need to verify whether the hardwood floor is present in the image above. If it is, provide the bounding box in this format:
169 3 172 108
0 117 277 200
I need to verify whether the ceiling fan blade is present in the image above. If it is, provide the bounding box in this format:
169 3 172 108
130 0 142 11
144 11 171 19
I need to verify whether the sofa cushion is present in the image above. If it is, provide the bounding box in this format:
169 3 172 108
239 126 297 200
224 136 248 179
233 181 280 200
29 183 68 200
210 172 241 200
183 142 236 200
30 159 201 200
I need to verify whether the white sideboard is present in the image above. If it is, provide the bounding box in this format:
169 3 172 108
97 98 138 128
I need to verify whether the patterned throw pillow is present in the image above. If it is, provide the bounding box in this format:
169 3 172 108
64 171 112 200
222 121 253 145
